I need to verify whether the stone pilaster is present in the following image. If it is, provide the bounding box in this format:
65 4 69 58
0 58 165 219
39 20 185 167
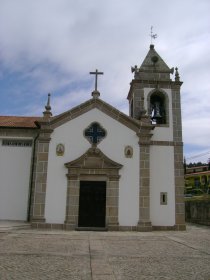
106 175 120 231
172 83 186 230
31 128 52 227
137 122 153 231
64 174 80 230
174 143 186 230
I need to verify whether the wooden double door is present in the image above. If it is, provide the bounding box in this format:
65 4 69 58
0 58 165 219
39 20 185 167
78 181 106 228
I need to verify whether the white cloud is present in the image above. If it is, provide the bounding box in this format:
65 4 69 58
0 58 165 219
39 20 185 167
183 118 210 147
0 0 210 161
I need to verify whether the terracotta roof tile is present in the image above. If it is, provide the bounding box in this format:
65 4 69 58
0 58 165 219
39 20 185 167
0 116 41 128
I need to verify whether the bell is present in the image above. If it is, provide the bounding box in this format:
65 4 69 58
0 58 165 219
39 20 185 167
152 102 162 119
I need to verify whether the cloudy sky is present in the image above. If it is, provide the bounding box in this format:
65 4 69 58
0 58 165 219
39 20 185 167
0 0 209 163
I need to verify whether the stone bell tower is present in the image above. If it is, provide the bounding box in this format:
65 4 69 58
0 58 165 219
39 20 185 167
127 44 186 230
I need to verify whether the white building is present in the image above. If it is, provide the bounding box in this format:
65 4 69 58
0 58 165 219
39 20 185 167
0 45 186 231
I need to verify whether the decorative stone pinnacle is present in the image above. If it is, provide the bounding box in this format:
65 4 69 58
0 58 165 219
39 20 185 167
43 93 52 118
131 65 140 79
131 65 139 74
45 93 51 111
175 67 180 82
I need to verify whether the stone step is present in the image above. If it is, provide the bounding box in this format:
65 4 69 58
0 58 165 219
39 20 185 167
0 222 31 231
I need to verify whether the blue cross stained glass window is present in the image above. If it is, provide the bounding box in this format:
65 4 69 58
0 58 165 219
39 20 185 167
84 122 106 144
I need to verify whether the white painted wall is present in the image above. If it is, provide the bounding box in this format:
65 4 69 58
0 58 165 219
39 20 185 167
150 145 175 226
45 108 140 226
0 138 33 221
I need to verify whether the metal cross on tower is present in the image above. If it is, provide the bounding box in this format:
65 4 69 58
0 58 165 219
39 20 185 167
89 69 104 92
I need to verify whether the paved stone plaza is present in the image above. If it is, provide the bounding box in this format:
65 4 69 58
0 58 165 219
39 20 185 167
0 224 210 280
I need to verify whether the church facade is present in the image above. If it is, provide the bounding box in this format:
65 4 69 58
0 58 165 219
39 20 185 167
0 45 186 231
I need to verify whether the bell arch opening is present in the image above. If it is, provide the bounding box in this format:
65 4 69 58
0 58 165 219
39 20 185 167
147 90 169 125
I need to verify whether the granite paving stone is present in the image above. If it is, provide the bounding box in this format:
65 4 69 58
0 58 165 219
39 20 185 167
0 224 209 279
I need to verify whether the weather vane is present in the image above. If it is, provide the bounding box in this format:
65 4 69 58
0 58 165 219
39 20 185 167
150 26 157 44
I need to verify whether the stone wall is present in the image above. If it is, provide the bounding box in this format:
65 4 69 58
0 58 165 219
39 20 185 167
185 200 210 226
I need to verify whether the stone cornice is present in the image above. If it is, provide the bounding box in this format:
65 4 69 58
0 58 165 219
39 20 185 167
150 140 183 146
0 128 38 137
44 98 142 133
127 79 183 100
65 147 123 170
66 174 79 180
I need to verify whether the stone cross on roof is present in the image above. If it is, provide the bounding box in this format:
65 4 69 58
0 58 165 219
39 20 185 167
90 69 103 98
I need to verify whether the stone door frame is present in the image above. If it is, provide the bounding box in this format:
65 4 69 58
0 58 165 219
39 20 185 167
64 147 122 230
